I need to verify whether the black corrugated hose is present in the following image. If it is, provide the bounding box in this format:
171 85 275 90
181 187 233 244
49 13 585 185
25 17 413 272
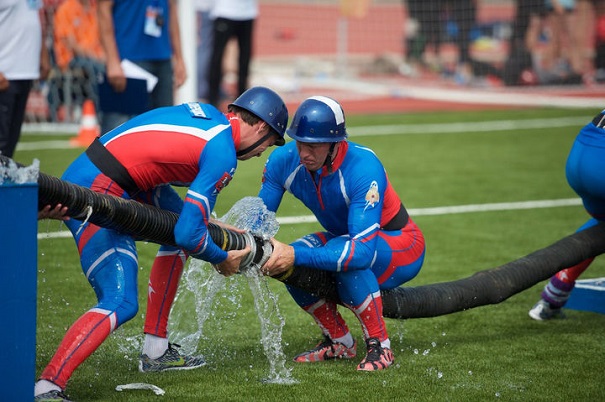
1 155 249 252
5 155 605 319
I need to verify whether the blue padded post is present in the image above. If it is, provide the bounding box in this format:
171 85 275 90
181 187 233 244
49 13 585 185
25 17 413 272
0 183 38 400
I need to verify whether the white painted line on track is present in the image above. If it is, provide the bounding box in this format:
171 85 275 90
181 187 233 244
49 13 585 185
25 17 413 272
38 198 583 240
302 76 605 108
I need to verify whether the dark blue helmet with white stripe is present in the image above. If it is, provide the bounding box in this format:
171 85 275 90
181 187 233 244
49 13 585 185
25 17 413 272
286 96 347 143
230 86 288 145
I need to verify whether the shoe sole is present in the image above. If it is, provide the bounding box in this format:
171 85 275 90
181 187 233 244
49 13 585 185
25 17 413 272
528 310 547 321
293 353 356 363
293 342 357 363
139 361 207 373
357 359 394 371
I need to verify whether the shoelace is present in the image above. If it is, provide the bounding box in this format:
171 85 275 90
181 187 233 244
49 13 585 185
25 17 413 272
365 340 382 361
167 343 183 353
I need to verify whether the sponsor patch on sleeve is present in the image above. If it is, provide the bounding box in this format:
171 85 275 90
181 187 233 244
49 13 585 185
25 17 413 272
214 171 233 193
364 180 380 210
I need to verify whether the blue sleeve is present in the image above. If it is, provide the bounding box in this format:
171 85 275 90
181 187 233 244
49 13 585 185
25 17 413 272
258 148 287 212
174 136 235 264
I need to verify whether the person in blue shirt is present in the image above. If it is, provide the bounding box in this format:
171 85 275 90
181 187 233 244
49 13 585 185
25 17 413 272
98 0 186 134
259 96 426 371
529 110 605 320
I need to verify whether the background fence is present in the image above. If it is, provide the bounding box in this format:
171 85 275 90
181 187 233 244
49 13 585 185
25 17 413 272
24 0 605 128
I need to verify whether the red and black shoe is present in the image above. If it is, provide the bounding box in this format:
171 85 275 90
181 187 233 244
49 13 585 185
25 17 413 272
293 335 357 363
356 337 394 371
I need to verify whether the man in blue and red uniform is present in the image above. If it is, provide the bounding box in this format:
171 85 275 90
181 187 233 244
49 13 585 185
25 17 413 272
529 110 605 320
259 96 426 371
34 87 288 401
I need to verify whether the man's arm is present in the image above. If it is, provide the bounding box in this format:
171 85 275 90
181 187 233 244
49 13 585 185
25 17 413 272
168 0 186 88
97 0 126 91
38 8 50 80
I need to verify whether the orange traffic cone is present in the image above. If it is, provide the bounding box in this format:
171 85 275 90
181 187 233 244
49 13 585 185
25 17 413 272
71 99 100 147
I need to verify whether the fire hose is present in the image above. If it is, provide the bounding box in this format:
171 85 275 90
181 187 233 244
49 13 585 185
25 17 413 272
1 155 272 271
4 155 605 318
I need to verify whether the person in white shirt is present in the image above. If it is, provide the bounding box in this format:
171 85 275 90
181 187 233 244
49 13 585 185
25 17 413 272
195 0 215 101
207 0 258 108
0 0 49 158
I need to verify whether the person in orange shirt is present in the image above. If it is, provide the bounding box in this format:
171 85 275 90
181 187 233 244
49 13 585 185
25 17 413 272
53 0 105 114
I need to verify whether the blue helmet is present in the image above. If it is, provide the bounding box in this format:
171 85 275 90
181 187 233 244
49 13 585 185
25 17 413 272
286 96 347 143
230 86 288 145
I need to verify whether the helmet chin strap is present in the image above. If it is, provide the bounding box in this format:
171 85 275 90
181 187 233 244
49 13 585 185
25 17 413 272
323 142 337 173
236 132 273 157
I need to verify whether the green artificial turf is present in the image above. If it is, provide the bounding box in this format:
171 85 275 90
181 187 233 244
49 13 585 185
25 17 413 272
21 107 605 401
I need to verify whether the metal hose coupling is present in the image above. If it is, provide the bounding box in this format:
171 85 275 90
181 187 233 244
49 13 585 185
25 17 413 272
238 231 274 272
206 224 273 272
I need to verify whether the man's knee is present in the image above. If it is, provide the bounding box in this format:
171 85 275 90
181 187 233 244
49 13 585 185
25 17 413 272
99 294 139 325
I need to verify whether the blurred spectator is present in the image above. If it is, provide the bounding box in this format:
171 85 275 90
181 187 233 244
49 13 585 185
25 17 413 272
98 0 186 134
195 0 214 101
596 1 605 82
401 0 477 85
401 0 442 76
524 0 584 85
542 0 584 76
503 0 546 86
53 0 105 117
575 0 599 78
207 0 258 109
0 0 50 158
443 0 477 85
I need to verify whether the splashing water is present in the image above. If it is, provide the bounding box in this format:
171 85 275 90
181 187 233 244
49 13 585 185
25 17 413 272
169 197 297 384
220 196 280 237
169 260 226 352
242 267 296 384
0 158 39 184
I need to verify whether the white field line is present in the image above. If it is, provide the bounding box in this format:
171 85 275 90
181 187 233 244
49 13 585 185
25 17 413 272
17 140 74 151
19 117 590 152
277 198 583 224
38 198 583 240
346 116 590 137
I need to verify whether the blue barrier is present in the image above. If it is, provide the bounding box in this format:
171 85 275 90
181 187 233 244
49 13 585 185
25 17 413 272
566 277 605 315
0 183 38 400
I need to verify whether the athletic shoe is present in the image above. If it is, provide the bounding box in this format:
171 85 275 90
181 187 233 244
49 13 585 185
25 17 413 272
34 390 72 401
293 335 357 363
139 343 206 372
529 299 566 321
356 337 394 371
